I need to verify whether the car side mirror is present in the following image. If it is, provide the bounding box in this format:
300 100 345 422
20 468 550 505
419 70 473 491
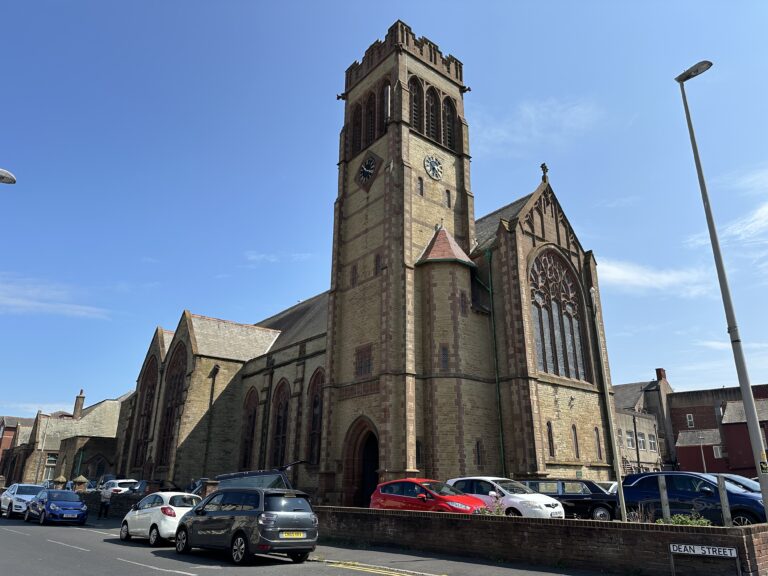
130 504 138 511
417 494 427 501
195 507 206 515
488 491 498 498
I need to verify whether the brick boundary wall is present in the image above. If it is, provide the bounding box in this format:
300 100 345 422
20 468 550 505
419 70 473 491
83 492 142 520
315 507 768 576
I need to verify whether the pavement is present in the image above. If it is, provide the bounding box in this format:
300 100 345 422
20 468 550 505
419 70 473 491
87 516 610 576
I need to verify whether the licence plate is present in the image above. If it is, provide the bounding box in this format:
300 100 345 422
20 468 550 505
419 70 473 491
280 531 306 539
63 514 78 518
551 512 564 518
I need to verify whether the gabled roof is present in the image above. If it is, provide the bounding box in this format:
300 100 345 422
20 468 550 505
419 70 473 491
0 416 35 428
188 314 280 362
676 429 721 447
722 399 768 425
613 382 651 411
256 292 328 350
416 225 475 267
473 193 533 255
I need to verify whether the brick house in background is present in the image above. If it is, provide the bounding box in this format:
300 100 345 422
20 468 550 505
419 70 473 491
0 416 34 487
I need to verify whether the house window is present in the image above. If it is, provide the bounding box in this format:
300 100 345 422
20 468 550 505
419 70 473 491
637 432 646 450
355 344 373 378
439 344 449 372
594 427 602 461
572 425 580 459
649 434 657 452
445 189 451 208
240 387 259 470
43 453 58 481
475 439 486 468
530 250 588 381
547 422 555 458
713 445 724 459
626 430 636 449
686 414 694 428
617 429 623 447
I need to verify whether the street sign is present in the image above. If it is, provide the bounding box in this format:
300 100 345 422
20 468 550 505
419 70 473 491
670 544 736 558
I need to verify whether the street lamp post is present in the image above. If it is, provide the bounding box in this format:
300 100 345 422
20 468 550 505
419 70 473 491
676 60 768 520
0 168 16 184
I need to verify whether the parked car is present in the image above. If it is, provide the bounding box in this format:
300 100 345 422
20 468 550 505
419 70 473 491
518 478 618 521
24 489 88 525
623 471 766 526
596 481 618 494
370 478 486 514
1 483 43 518
174 488 318 564
446 476 564 518
102 479 139 495
120 492 201 546
719 474 760 493
128 480 151 495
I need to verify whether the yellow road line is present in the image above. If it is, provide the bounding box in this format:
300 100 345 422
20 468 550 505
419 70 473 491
326 560 446 576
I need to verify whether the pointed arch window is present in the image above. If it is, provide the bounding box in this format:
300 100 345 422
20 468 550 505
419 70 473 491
546 421 555 458
306 370 324 465
157 343 187 467
572 424 580 459
408 77 423 133
425 88 440 141
351 104 362 155
364 92 376 147
378 81 390 137
442 97 457 150
133 356 158 468
240 388 259 470
271 382 290 468
530 250 588 381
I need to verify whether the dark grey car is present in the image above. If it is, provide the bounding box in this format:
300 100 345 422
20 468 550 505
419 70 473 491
174 488 318 564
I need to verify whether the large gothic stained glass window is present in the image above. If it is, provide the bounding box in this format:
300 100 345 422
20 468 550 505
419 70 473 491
157 343 187 466
529 251 588 381
133 356 158 468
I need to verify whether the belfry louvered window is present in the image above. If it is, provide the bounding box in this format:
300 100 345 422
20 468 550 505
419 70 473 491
364 92 376 147
442 97 456 150
530 250 588 381
409 77 423 133
351 104 362 155
425 88 440 141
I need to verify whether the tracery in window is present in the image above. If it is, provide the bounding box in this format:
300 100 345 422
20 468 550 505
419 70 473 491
442 97 456 150
133 356 158 468
529 250 588 380
364 92 376 147
306 370 324 465
240 387 259 470
426 88 440 141
408 77 423 133
270 381 289 468
157 343 187 466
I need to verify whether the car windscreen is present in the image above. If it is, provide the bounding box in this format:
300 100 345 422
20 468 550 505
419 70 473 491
702 474 749 494
17 485 42 496
724 475 760 492
218 474 289 490
117 481 137 489
495 479 535 494
48 491 82 502
420 481 464 496
169 495 201 508
264 495 312 512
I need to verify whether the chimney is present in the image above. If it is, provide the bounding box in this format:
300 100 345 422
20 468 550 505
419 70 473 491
655 368 667 381
73 389 85 419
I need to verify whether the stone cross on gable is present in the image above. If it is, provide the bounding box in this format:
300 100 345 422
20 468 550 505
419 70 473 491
540 162 549 182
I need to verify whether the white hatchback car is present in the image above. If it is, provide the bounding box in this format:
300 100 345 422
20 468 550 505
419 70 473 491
447 476 565 519
102 479 139 495
120 492 201 546
1 483 43 518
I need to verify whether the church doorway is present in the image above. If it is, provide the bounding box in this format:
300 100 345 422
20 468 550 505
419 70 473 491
342 417 379 507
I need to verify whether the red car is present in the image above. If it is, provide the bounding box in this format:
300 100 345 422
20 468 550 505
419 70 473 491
370 478 486 514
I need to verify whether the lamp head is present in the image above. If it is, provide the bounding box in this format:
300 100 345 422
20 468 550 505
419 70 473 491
675 60 713 83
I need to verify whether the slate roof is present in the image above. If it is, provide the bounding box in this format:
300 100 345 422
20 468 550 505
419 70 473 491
613 382 651 411
416 226 475 267
0 416 35 428
721 399 768 425
472 193 533 255
255 292 328 351
161 330 175 355
189 314 280 362
676 428 721 447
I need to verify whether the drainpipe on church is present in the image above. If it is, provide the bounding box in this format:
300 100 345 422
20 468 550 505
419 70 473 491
484 248 507 478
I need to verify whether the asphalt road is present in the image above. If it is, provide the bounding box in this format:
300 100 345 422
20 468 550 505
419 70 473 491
0 514 610 576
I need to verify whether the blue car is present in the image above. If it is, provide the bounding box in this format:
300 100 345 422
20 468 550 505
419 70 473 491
622 471 765 526
24 489 88 525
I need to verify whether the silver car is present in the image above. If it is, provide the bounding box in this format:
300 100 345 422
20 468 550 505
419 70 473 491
1 483 43 518
175 488 318 564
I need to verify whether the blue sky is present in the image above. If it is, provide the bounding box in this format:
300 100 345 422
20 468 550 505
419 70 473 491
1 1 766 417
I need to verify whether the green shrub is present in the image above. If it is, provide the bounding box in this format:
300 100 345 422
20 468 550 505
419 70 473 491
655 513 712 526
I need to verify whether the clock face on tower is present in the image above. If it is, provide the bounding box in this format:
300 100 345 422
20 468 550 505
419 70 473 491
424 155 443 180
359 156 376 183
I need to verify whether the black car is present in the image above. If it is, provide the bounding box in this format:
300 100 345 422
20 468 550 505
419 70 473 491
190 461 305 495
175 487 318 565
622 471 766 526
519 478 618 520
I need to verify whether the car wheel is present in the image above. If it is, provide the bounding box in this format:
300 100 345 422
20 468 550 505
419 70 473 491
120 522 132 541
149 525 162 547
175 528 190 554
505 508 522 517
591 506 612 521
732 512 758 526
24 509 31 523
3 505 12 519
39 511 46 525
288 551 309 564
230 533 251 565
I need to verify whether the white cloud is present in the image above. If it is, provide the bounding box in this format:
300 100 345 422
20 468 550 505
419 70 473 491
714 165 768 197
0 275 109 319
695 339 768 352
470 98 601 157
598 258 712 297
244 252 313 264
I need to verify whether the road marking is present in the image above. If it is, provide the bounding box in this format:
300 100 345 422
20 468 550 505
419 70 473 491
73 527 118 536
117 558 197 575
326 561 446 576
47 539 91 552
0 527 31 536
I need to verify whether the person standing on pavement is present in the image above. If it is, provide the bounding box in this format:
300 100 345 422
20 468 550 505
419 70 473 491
98 485 113 519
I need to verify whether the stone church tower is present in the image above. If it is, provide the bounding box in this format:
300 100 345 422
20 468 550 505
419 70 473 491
115 21 617 506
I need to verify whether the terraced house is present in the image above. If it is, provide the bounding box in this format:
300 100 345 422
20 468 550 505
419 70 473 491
116 21 619 505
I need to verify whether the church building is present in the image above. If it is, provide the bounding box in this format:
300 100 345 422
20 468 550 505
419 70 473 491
116 21 618 505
